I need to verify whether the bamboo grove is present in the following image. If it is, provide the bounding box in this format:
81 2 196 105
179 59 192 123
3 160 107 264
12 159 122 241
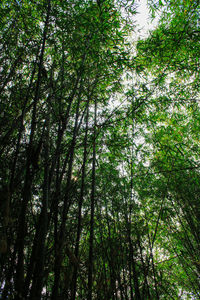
0 0 200 299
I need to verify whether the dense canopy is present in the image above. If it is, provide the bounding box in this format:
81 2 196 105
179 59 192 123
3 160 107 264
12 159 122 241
0 0 200 299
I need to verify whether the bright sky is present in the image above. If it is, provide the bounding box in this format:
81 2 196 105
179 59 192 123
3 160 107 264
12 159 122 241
134 0 160 38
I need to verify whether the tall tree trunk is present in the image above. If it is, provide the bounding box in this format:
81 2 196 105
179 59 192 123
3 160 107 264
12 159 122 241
2 61 39 299
29 108 50 299
127 97 141 300
72 101 89 299
51 82 83 299
88 99 97 300
14 1 51 297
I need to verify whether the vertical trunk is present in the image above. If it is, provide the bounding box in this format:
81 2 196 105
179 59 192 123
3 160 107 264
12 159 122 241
131 249 141 300
105 207 116 300
29 110 50 299
9 63 38 194
127 222 134 300
51 86 83 299
72 102 89 300
123 266 129 300
150 249 159 300
147 228 160 300
127 221 140 300
22 122 47 297
88 99 97 300
14 1 51 297
137 233 151 299
2 63 38 299
128 98 141 300
48 72 81 187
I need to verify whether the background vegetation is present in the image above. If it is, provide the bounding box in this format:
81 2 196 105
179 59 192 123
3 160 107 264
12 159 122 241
0 0 199 299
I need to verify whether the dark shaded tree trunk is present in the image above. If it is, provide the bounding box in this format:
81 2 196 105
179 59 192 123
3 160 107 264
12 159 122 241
88 99 97 300
51 81 84 299
14 1 51 297
72 101 89 299
29 108 50 299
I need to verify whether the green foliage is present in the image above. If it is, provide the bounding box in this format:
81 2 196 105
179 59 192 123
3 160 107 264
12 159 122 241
0 0 199 299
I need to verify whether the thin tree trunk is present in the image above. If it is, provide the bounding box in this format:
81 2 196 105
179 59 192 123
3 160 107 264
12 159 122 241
126 97 141 300
2 61 38 299
88 99 97 300
72 101 89 299
51 83 83 299
14 1 51 297
29 107 50 299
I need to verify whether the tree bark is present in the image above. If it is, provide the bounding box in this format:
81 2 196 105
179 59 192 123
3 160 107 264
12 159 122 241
88 99 97 300
14 0 51 297
72 101 89 299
